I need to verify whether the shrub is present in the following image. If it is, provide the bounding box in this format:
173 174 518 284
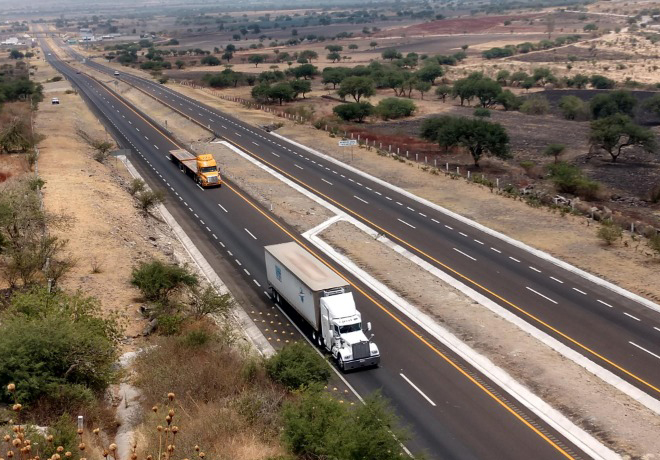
265 342 331 390
589 90 636 119
548 162 600 199
137 188 166 213
0 288 119 407
376 97 416 120
473 107 490 117
597 220 622 245
496 90 522 111
333 102 373 122
649 234 660 256
131 260 198 303
128 178 146 196
559 95 590 120
187 285 233 319
520 95 550 115
157 314 184 335
590 74 615 89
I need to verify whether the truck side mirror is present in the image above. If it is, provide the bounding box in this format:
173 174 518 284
367 322 372 332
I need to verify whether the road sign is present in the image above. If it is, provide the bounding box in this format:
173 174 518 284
338 139 358 147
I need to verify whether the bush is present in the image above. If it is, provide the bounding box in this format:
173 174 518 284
265 342 331 390
548 162 600 199
559 95 590 120
333 102 373 122
128 178 146 196
0 288 119 407
590 74 615 89
376 97 416 120
496 89 522 111
157 314 184 335
136 188 166 213
597 220 622 245
649 234 660 256
473 107 490 117
520 95 550 115
131 260 198 303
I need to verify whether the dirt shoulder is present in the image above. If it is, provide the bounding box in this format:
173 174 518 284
33 52 194 349
319 219 659 458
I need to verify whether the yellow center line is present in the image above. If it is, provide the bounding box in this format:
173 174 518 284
55 51 588 457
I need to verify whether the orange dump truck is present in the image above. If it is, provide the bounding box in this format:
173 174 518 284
169 149 221 187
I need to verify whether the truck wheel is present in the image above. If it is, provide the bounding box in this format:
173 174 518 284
316 334 324 348
338 355 345 372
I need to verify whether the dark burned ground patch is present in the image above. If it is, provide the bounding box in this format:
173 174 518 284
512 44 636 63
578 153 660 200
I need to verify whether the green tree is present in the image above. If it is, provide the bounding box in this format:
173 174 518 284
200 55 220 66
131 260 198 303
473 77 502 107
589 114 655 162
338 76 375 102
175 59 185 69
290 79 311 98
414 79 432 99
325 44 343 53
248 54 266 67
496 89 522 111
435 84 451 102
9 49 24 59
520 95 550 115
590 74 615 89
333 102 374 122
589 90 637 119
642 93 660 117
510 71 529 85
376 97 416 120
381 48 402 61
369 41 378 49
268 82 296 104
291 63 318 80
532 67 555 85
421 116 510 166
327 51 341 62
299 50 318 62
568 73 589 88
496 69 511 85
322 67 349 88
559 95 590 120
221 51 233 62
266 342 331 390
415 62 444 84
597 220 622 246
544 143 565 163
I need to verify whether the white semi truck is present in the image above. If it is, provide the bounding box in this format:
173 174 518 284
265 242 380 371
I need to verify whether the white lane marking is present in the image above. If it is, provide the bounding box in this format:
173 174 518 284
205 226 211 232
453 248 476 261
473 239 484 245
459 232 468 237
244 228 257 240
271 151 280 157
136 128 140 132
128 120 132 124
491 247 502 253
397 218 416 229
219 242 225 248
348 178 355 182
197 184 204 191
234 132 242 137
218 204 228 213
227 250 233 256
252 141 260 146
624 312 640 321
294 164 304 170
654 326 660 333
212 234 218 240
244 269 250 276
550 277 564 284
597 299 613 308
526 286 558 304
445 225 453 230
321 178 333 185
144 136 149 140
529 266 541 273
407 206 414 211
386 196 392 200
221 125 227 129
400 373 436 407
354 195 369 204
509 256 521 263
254 280 261 287
419 212 427 217
573 288 587 295
154 145 159 150
235 259 242 266
431 218 440 223
629 341 660 360
375 191 382 195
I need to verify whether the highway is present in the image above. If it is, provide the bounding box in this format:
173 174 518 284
63 44 660 401
40 40 594 460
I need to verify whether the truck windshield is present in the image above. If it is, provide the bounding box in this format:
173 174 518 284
200 166 217 173
338 323 361 334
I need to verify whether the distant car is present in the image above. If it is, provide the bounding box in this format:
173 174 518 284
114 70 120 76
51 97 60 105
76 70 81 74
47 52 51 56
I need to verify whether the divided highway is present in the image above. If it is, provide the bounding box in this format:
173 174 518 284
65 46 660 401
41 41 593 460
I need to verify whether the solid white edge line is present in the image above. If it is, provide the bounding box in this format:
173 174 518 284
400 373 437 406
271 132 660 316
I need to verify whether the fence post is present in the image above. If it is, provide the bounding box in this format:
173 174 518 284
397 147 400 155
496 178 499 189
457 167 460 175
389 145 391 152
425 156 427 164
467 170 471 180
406 150 409 158
416 153 419 162
446 162 449 171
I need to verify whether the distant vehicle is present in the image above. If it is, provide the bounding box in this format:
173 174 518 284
114 70 120 76
76 70 81 74
51 97 60 105
169 149 221 187
47 52 51 56
264 242 380 371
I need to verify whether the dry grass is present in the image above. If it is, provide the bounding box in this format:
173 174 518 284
132 322 287 460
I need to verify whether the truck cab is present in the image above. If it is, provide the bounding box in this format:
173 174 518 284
320 291 380 371
195 154 220 186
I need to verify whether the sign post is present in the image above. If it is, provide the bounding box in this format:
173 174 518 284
338 139 358 162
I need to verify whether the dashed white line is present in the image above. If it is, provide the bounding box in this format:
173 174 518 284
235 259 242 266
453 248 476 261
254 280 261 287
294 164 304 170
234 132 242 137
629 341 660 360
573 288 587 295
431 218 440 223
550 276 564 284
407 206 414 211
252 141 260 146
526 286 558 304
400 373 436 406
244 268 250 276
321 178 333 185
624 312 640 321
397 218 416 229
385 196 392 200
218 204 228 213
474 239 484 245
354 195 369 204
445 225 453 230
654 326 660 333
244 228 257 240
529 266 541 273
459 232 468 237
419 212 427 217
271 151 280 157
509 256 520 263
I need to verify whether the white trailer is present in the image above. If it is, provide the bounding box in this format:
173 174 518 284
265 242 380 371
